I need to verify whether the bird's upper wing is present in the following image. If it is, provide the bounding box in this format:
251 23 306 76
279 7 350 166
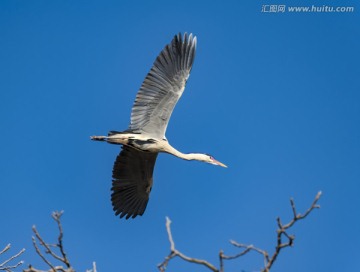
111 146 158 219
129 33 197 139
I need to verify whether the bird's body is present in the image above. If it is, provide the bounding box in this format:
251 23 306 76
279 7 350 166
92 133 165 152
92 133 223 162
92 33 226 219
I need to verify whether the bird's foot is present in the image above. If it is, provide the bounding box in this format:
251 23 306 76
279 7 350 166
90 135 107 141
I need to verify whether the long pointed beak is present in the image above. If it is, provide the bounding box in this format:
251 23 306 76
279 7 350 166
213 159 227 168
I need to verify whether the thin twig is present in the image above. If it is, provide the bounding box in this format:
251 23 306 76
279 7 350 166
0 244 25 271
24 265 69 272
158 217 219 272
33 226 65 265
230 241 270 266
31 234 57 271
85 262 97 272
27 211 75 272
263 191 322 271
0 249 25 267
92 262 97 272
52 211 71 268
0 245 11 256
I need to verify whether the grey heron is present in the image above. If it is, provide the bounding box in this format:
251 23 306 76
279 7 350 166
91 33 226 219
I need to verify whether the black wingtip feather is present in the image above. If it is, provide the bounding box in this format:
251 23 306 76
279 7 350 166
171 32 196 71
111 146 158 219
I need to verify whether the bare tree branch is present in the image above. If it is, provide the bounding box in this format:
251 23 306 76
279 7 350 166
51 212 70 269
263 191 322 272
31 227 61 271
85 262 97 272
158 217 219 272
220 241 270 272
159 191 322 272
0 245 11 256
23 211 97 272
0 191 321 272
0 244 25 271
24 211 74 272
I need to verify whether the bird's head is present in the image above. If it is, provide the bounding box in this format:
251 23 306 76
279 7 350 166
207 154 227 168
197 153 227 168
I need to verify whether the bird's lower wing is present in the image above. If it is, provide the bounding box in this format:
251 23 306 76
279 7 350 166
111 146 158 219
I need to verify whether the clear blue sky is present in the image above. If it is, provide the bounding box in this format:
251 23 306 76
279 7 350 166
1 1 359 271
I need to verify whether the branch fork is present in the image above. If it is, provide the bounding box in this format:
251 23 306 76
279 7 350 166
158 191 322 272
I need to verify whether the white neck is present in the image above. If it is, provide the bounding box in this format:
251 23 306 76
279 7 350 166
164 142 207 162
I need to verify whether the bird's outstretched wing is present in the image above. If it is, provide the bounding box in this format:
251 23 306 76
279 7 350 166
130 32 197 139
111 146 158 219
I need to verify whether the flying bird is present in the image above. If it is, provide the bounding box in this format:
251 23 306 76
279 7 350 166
91 33 226 219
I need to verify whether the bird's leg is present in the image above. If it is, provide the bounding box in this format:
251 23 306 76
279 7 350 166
90 135 107 141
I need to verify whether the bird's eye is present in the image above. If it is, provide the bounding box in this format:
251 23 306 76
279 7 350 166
210 156 214 160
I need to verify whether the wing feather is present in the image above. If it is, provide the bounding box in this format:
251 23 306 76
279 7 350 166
129 33 197 139
111 146 158 219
